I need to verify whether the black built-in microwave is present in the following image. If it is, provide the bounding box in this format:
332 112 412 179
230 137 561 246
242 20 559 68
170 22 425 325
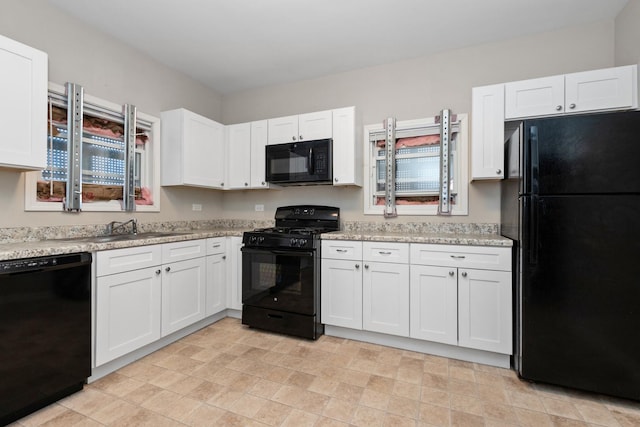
265 138 332 185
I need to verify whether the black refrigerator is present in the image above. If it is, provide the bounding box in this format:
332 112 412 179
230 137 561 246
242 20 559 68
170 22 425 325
501 110 640 401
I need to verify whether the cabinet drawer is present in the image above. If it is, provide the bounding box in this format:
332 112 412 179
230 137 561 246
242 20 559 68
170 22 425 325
96 245 162 277
322 240 362 260
206 237 226 255
363 242 409 263
162 239 206 263
410 244 511 271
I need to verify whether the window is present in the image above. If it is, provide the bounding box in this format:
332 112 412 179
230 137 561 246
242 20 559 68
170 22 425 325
363 114 469 216
25 82 160 212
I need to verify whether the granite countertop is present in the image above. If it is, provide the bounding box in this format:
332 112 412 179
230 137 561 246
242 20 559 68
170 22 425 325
322 230 513 247
0 228 250 261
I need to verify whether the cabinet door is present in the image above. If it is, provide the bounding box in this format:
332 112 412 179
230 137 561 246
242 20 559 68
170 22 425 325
321 258 363 329
227 236 243 310
363 262 409 336
565 65 636 113
267 115 298 144
161 257 206 336
161 109 225 188
0 35 47 170
409 265 457 345
298 110 332 141
206 253 227 316
95 266 162 366
505 75 564 119
332 106 361 186
226 123 251 189
458 269 512 354
471 84 505 180
250 120 269 188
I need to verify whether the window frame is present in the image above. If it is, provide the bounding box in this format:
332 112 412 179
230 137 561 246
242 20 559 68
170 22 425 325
363 114 469 216
24 82 160 212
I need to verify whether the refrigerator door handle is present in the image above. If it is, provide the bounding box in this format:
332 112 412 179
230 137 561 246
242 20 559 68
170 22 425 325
529 196 539 265
529 125 539 195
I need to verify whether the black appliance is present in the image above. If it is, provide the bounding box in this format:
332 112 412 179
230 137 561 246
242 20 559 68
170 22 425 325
0 252 92 425
242 205 340 339
501 110 640 401
265 138 332 185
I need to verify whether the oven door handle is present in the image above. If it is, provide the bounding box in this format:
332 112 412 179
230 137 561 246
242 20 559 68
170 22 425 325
241 247 315 257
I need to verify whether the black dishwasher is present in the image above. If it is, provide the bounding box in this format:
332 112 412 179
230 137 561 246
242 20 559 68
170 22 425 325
0 252 92 425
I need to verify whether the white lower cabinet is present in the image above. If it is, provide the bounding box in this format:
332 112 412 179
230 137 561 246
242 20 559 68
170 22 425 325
95 239 210 366
409 265 458 345
205 237 227 316
363 261 409 336
321 240 363 329
322 240 513 357
161 256 206 336
95 265 162 366
227 236 243 310
458 268 512 354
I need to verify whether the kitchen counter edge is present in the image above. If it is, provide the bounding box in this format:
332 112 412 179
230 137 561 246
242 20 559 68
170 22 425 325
321 231 513 247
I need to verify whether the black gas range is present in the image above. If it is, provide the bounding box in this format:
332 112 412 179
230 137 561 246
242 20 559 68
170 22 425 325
241 205 340 339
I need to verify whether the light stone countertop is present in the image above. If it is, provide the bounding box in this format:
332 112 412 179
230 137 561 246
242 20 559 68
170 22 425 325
322 230 513 247
0 228 249 261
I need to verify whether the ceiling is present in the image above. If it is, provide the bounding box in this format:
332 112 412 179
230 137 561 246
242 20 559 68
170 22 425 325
49 0 628 95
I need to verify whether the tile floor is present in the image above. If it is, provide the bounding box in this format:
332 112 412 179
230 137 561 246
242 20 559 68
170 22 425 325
11 318 640 427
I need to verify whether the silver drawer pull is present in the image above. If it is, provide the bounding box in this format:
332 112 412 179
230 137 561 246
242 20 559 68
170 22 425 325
213 244 221 248
336 249 348 253
378 251 392 255
450 255 466 259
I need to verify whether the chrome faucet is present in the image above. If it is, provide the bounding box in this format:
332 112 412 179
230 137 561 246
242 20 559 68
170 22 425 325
106 218 138 235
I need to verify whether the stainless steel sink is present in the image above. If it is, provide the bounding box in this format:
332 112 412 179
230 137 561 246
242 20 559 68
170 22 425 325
55 231 192 243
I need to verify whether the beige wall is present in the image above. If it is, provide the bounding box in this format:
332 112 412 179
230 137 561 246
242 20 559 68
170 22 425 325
0 2 622 227
615 0 640 65
0 0 225 228
221 20 616 224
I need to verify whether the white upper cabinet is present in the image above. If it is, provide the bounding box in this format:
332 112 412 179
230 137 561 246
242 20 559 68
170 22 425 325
226 122 251 189
161 108 225 189
471 84 505 180
332 106 361 186
505 65 638 119
267 110 332 144
250 120 269 189
0 34 47 170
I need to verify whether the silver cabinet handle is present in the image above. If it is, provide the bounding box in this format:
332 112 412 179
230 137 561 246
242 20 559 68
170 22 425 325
355 264 360 269
155 269 161 275
569 103 576 109
556 105 562 111
334 177 338 182
461 271 467 277
449 271 454 276
496 169 502 175
261 181 265 185
364 264 369 269
299 135 303 140
244 182 248 186
378 251 392 255
292 136 296 141
336 249 347 253
450 255 466 259
213 244 221 248
165 267 171 272
222 255 226 260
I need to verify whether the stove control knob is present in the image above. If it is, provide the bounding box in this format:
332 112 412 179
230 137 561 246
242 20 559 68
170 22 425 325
298 238 308 247
290 238 298 246
258 236 265 244
249 236 257 244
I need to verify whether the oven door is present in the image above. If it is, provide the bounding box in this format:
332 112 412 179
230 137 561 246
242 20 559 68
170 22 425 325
241 247 317 315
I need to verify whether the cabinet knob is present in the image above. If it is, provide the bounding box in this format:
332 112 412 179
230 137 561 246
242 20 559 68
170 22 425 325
355 264 360 269
261 181 265 185
556 105 562 111
496 169 502 175
449 271 454 276
334 177 338 182
222 255 226 260
220 182 224 187
292 136 296 141
244 182 248 186
569 103 576 109
165 267 171 272
156 269 161 275
299 135 303 140
364 264 369 269
461 271 467 277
